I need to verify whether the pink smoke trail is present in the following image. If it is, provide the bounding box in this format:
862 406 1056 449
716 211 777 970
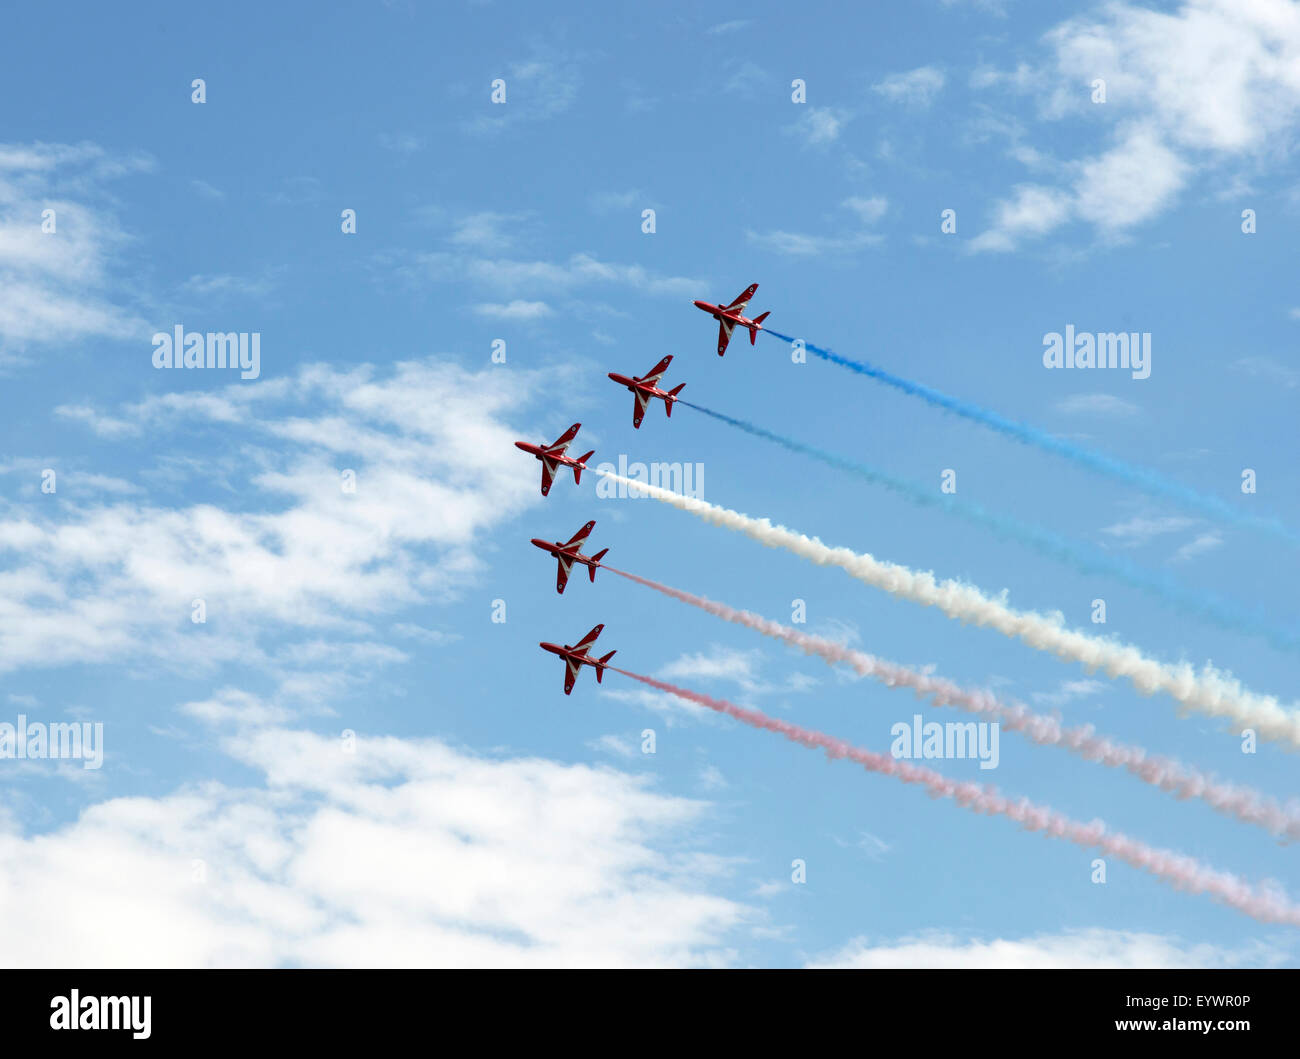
609 665 1300 927
601 564 1300 842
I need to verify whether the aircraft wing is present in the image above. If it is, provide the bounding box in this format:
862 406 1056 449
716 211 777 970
563 658 578 695
632 389 648 429
556 556 572 594
717 319 734 356
726 282 759 311
545 422 582 455
638 355 672 385
564 520 595 547
540 458 556 496
574 623 604 651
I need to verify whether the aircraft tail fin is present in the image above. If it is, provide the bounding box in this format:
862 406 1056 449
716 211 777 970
666 383 685 417
595 650 617 681
749 312 769 343
572 452 595 484
589 549 608 579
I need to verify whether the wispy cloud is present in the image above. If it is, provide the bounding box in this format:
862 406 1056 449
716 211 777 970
473 299 553 320
190 178 224 200
1171 531 1224 564
873 66 946 107
0 141 150 355
809 928 1276 969
465 55 581 134
747 197 888 256
1233 356 1299 389
788 107 848 146
391 250 702 299
1053 393 1139 416
377 131 424 154
972 2 1300 250
1101 515 1197 546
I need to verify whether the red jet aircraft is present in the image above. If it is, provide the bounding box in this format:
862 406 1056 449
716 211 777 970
530 520 609 594
607 355 686 429
693 282 770 356
539 623 617 695
514 423 594 496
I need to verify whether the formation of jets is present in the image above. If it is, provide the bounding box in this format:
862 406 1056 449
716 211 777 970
607 355 684 429
530 520 608 595
693 282 769 356
539 623 617 695
519 284 769 693
514 422 594 496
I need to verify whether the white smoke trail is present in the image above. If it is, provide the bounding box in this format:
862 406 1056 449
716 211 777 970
596 469 1300 749
614 666 1300 927
603 565 1300 840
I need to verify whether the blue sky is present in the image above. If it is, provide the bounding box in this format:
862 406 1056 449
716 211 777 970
1 0 1298 967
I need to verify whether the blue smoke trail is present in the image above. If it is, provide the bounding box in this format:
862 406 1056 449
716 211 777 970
678 398 1299 652
764 328 1299 547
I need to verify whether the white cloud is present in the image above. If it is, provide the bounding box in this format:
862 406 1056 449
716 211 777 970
587 733 639 759
722 60 767 98
706 19 751 35
190 179 224 200
4 360 543 674
465 56 580 134
661 647 762 686
180 271 276 299
473 299 553 320
448 211 525 252
789 107 846 146
1030 678 1107 708
396 250 701 299
968 183 1072 252
1053 393 1140 416
1234 356 1300 388
808 928 1273 968
0 142 150 354
0 707 749 967
377 132 423 154
747 197 887 257
1101 515 1198 545
873 66 946 107
53 403 141 439
1073 124 1188 231
1172 531 1224 563
842 195 888 223
698 765 727 791
390 623 460 646
973 1 1300 249
588 190 644 214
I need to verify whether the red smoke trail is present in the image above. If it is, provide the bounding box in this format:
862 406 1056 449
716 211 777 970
600 563 1300 841
609 664 1300 927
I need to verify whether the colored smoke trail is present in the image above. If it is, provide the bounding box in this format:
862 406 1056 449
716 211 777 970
678 398 1297 652
611 665 1300 926
601 563 1300 840
594 468 1300 749
763 328 1299 547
